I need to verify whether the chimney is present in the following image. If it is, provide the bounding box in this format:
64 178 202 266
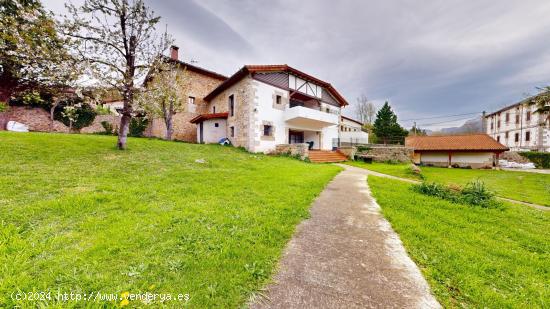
170 45 179 60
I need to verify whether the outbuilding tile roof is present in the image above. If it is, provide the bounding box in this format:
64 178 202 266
405 134 509 151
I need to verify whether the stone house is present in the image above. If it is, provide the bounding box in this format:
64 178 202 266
144 46 228 141
406 134 509 168
190 64 350 153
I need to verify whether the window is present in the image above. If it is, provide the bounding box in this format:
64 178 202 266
213 106 216 113
497 136 501 142
275 95 282 104
263 125 272 136
325 108 330 113
515 133 519 142
228 95 235 116
490 122 494 130
525 131 530 142
515 114 519 124
497 120 501 128
230 126 235 137
188 96 196 112
505 131 509 139
214 123 219 128
526 111 531 121
505 113 510 122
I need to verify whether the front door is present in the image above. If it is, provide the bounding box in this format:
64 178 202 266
289 130 304 144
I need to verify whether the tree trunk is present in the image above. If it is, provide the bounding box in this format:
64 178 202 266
117 113 131 149
49 99 58 131
165 115 173 141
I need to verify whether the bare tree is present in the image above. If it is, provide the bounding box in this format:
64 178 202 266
355 94 376 125
137 62 190 140
63 0 172 149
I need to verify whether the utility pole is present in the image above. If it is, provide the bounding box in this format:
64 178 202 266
413 121 417 136
481 111 486 133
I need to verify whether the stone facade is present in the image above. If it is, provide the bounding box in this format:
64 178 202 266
0 106 120 133
356 145 413 163
144 68 225 142
207 76 256 149
275 143 309 160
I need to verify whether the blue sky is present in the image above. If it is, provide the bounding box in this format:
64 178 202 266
44 0 550 129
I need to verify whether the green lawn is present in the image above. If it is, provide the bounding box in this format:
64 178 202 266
0 132 341 308
368 176 549 308
347 161 550 206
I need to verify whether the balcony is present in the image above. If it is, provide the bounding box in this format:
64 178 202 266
284 106 339 129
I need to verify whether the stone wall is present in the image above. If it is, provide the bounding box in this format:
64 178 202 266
0 106 120 134
275 143 309 160
500 151 531 164
207 76 256 149
145 112 199 141
143 68 225 142
356 145 413 163
338 146 356 159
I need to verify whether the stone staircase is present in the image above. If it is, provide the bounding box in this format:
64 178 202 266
308 150 348 163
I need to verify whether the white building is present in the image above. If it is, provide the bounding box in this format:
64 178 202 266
191 65 350 154
339 116 369 145
485 97 550 152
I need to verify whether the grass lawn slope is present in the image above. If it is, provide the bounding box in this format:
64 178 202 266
368 176 549 308
348 161 550 206
0 132 341 308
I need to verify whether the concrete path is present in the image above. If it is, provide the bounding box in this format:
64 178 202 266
249 164 440 309
502 168 550 174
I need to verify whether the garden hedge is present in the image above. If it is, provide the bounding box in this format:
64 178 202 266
519 151 550 168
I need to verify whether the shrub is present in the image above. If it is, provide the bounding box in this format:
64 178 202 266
519 151 550 168
95 105 112 115
407 164 425 180
460 180 500 208
414 182 458 201
100 121 114 135
0 101 8 113
53 101 97 130
356 145 371 152
413 180 502 208
129 117 148 137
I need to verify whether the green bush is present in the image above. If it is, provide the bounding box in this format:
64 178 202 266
519 151 550 168
414 182 457 201
413 180 502 208
129 117 148 137
100 121 114 135
0 101 8 112
356 145 371 152
95 105 112 115
53 101 97 130
460 180 500 208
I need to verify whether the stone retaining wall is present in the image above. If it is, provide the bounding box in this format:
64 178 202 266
0 106 120 134
275 143 309 160
356 145 413 163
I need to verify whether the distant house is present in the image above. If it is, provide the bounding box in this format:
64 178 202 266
339 116 368 144
484 96 550 152
406 134 509 169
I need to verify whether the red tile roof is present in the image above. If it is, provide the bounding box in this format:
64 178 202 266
189 112 228 124
405 134 509 152
204 64 349 106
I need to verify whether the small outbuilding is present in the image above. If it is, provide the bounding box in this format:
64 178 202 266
406 134 509 169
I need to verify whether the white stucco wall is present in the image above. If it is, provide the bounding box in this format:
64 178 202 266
197 118 227 144
249 80 340 153
419 151 494 168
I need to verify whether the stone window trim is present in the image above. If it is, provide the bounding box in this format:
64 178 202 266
272 91 287 110
260 120 275 141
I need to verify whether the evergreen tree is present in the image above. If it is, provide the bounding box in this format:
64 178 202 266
373 101 408 144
